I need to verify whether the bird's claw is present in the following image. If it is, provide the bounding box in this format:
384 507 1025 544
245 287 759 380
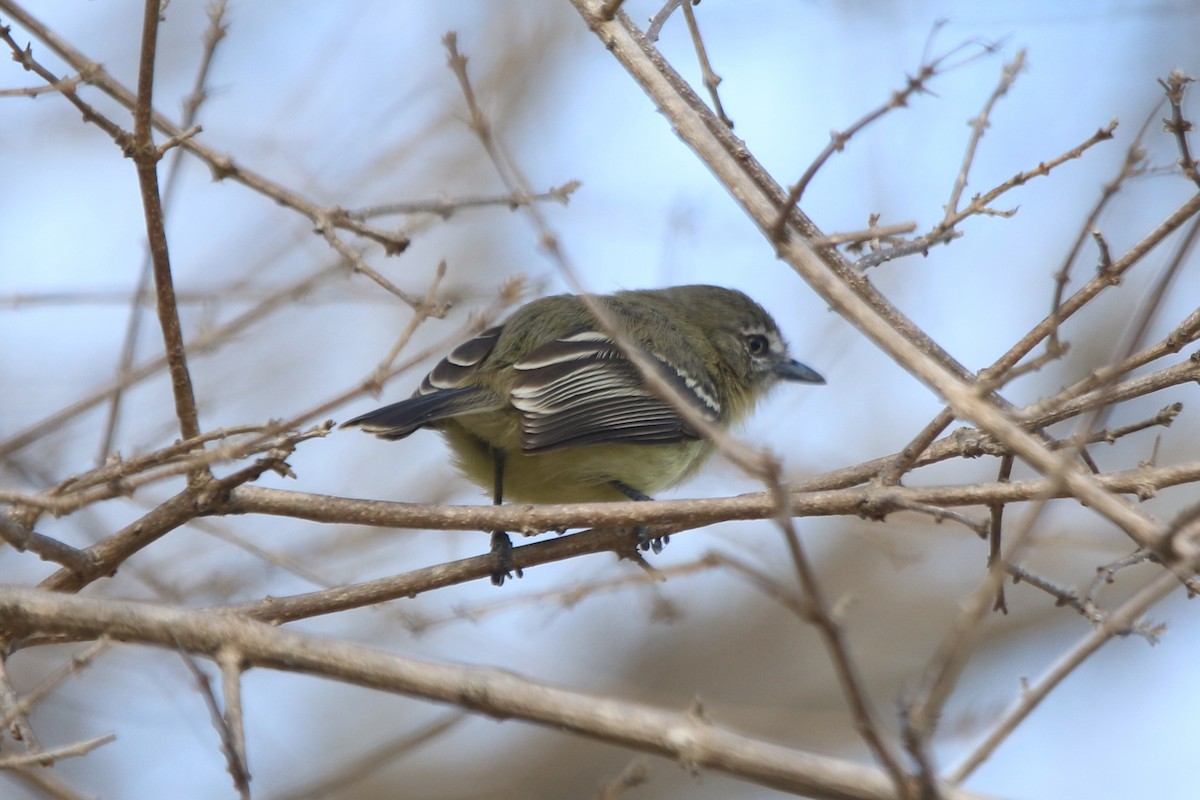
489 531 522 586
635 526 669 554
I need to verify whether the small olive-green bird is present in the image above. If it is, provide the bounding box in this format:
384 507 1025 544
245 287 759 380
342 284 824 581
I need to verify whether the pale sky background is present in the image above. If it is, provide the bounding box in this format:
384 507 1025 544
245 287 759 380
2 2 1199 799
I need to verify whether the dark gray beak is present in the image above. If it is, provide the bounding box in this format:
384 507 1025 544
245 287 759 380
774 359 825 384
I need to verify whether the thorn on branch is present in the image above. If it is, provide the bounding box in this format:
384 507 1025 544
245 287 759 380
207 153 237 181
1092 229 1115 276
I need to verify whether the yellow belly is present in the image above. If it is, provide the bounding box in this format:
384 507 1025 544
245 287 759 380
437 420 712 503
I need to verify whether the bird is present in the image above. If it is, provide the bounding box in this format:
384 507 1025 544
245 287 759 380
341 284 825 583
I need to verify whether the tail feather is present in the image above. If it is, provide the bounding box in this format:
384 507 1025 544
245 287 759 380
341 387 500 440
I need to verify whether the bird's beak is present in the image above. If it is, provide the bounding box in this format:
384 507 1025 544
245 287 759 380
774 358 825 384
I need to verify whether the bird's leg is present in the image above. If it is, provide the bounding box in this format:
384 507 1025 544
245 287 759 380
489 448 521 586
610 481 666 554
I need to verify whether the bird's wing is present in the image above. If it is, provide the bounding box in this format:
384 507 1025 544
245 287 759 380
340 326 505 440
416 325 504 394
510 329 720 453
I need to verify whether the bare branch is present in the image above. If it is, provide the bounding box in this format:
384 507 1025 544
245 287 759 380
0 641 110 732
944 51 1026 222
1047 103 1159 353
772 485 911 795
876 189 1200 486
97 0 229 466
0 734 116 769
859 117 1119 271
0 586 992 800
772 33 1003 240
946 570 1180 783
0 2 419 301
347 182 580 221
569 1 1163 554
201 460 1200 624
176 647 251 798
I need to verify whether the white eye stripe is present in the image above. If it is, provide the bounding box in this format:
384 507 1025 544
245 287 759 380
741 327 786 357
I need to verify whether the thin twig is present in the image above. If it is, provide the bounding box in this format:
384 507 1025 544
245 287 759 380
597 759 651 800
370 260 449 388
176 646 251 799
771 34 1002 241
130 0 205 472
645 0 686 41
0 24 131 146
904 168 1200 763
347 182 580 220
0 1 420 302
1047 103 1158 353
902 492 1054 766
1084 549 1155 609
0 734 116 769
0 652 42 758
0 641 110 732
5 425 331 518
944 51 1026 223
36 433 310 594
1003 562 1086 616
859 118 1118 271
876 189 1200 486
271 713 467 800
0 514 94 573
0 69 82 97
0 263 338 460
4 764 91 800
96 0 229 466
1159 70 1199 189
946 570 1180 783
680 0 732 128
988 455 1014 613
410 555 721 633
217 648 251 798
768 466 911 797
810 221 918 249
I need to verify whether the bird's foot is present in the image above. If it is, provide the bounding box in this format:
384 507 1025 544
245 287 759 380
489 531 522 586
636 526 670 554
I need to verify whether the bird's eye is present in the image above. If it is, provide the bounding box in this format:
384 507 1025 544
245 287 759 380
745 334 769 356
